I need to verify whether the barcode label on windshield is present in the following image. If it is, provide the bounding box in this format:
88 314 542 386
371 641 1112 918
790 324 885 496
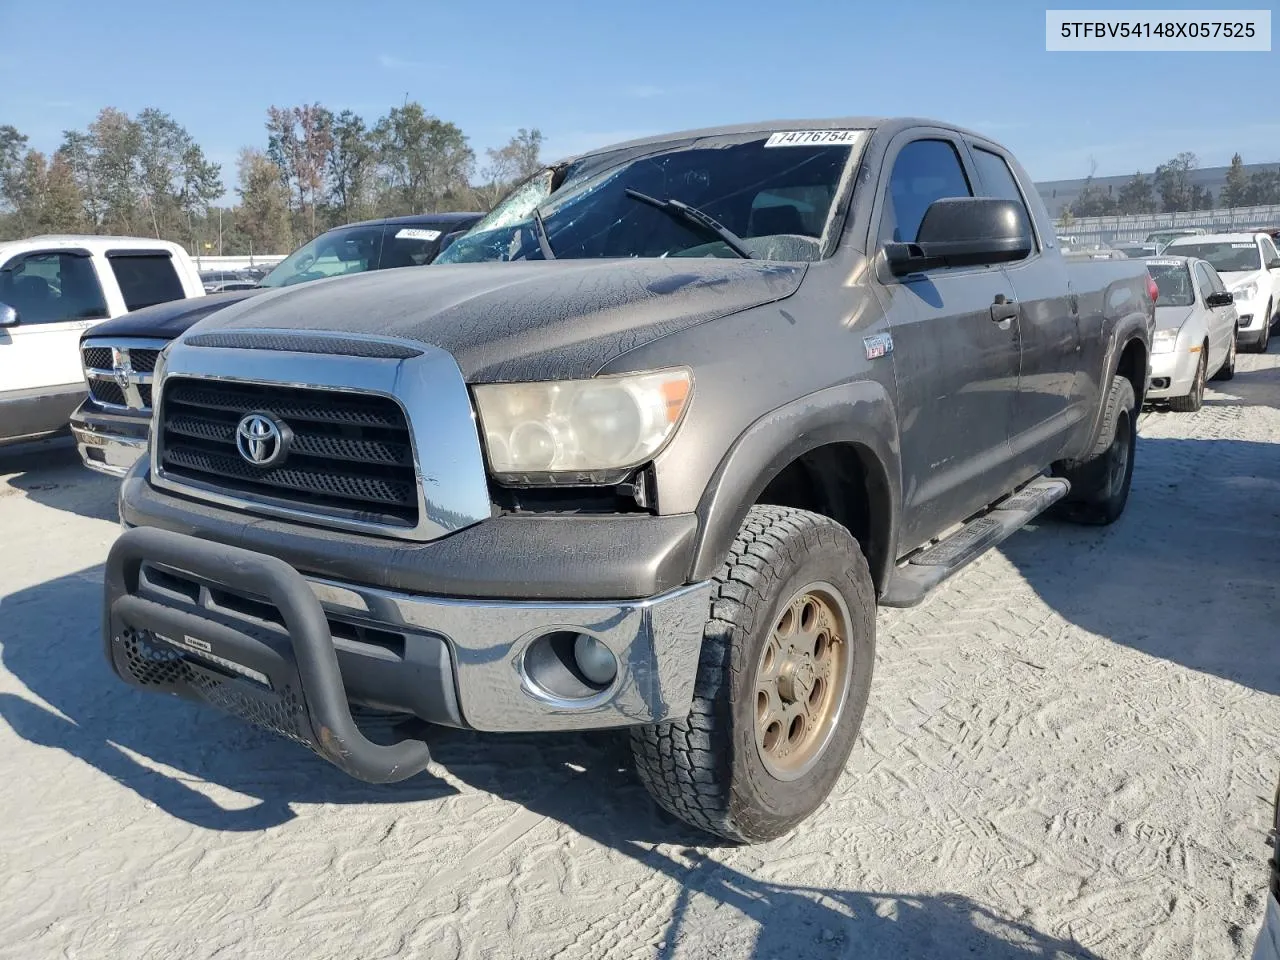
765 130 864 148
1147 259 1182 265
395 228 441 241
1231 242 1254 248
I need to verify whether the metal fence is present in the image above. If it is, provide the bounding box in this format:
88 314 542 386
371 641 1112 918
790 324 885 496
1056 204 1280 246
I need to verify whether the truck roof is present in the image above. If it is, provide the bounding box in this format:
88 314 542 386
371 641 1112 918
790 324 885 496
562 116 992 161
343 212 483 230
0 235 192 260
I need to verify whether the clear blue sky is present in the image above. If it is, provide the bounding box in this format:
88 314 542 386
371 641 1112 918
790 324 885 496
2 0 1275 199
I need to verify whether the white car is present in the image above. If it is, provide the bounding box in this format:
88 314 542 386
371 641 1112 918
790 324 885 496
1165 232 1280 352
0 235 204 447
1144 255 1239 412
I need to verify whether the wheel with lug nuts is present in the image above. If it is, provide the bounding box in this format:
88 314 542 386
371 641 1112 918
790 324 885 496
630 504 875 843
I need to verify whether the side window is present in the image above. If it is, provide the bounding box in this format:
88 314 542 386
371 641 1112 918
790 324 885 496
0 252 108 324
971 146 1034 244
880 139 972 244
378 223 445 270
1262 236 1279 264
1193 263 1216 299
108 254 185 311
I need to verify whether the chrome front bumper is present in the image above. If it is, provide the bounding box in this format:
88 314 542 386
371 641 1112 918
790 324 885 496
108 526 713 742
71 421 148 477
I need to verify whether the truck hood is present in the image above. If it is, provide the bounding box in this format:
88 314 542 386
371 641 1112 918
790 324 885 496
84 290 262 341
188 259 806 381
1154 305 1195 331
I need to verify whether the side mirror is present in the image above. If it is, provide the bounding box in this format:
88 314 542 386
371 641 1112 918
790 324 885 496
1205 290 1234 308
1268 256 1280 270
0 302 18 327
884 197 1033 276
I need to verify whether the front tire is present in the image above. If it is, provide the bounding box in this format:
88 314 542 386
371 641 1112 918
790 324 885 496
1055 375 1137 526
1168 348 1206 412
1211 329 1237 382
630 505 875 843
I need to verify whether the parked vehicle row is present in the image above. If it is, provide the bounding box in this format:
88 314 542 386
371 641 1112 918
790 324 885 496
50 213 479 473
93 117 1154 842
1164 232 1280 353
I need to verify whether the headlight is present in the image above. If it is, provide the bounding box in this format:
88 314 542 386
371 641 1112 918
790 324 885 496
473 368 692 484
1151 328 1180 354
1233 281 1259 302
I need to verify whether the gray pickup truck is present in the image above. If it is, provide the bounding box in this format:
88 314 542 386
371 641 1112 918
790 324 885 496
104 117 1153 842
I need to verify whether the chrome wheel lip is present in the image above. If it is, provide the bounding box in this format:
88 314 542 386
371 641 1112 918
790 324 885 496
753 580 855 782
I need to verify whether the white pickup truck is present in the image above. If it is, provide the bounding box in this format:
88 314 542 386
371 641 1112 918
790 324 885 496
0 235 204 447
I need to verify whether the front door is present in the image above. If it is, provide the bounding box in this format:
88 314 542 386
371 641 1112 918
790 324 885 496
0 250 111 395
872 135 1024 552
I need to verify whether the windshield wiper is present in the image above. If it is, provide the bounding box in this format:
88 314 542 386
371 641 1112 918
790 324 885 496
624 189 751 259
531 206 557 260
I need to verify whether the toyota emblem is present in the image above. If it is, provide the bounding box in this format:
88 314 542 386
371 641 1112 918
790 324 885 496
235 412 290 467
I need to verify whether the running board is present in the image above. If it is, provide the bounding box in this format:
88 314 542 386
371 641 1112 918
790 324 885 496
879 476 1070 608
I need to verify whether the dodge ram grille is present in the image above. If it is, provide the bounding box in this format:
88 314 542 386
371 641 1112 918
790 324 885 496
157 377 420 528
82 342 162 410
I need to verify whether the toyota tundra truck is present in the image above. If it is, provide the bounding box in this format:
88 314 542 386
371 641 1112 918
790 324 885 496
104 118 1154 843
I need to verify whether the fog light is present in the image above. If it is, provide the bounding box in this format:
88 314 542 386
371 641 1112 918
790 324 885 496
573 634 618 686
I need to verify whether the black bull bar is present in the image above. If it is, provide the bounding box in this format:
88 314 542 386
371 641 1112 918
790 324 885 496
104 526 433 783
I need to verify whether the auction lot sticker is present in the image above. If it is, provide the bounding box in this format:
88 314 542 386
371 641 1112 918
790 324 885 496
765 130 864 148
1047 10 1271 51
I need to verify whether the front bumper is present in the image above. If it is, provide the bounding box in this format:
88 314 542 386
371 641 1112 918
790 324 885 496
1235 295 1269 339
1146 345 1200 400
70 399 150 477
105 526 712 782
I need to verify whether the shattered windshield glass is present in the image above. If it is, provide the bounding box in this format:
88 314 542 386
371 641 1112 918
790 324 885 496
436 131 866 264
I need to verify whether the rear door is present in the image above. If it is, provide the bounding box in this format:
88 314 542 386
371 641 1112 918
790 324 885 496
0 249 111 393
965 140 1082 473
870 133 1022 551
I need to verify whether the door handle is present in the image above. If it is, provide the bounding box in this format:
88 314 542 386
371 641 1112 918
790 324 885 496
990 295 1019 327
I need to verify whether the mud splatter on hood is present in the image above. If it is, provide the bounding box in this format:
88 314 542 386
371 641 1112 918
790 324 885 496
185 258 806 381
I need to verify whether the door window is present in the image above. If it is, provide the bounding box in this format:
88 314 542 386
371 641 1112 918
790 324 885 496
0 252 109 324
1194 262 1218 300
970 146 1034 245
108 253 186 310
879 139 972 244
1261 235 1279 264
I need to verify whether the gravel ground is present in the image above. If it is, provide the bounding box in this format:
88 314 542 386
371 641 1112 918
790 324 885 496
2 349 1278 960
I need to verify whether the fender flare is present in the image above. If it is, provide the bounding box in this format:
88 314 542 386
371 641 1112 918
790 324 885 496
688 379 902 592
1072 310 1150 463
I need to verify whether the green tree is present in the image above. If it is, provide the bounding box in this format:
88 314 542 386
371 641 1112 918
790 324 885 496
1245 170 1280 206
1221 153 1249 208
236 148 293 255
1068 176 1117 217
133 108 222 241
1116 172 1156 214
477 128 545 209
326 110 375 225
0 125 29 218
1154 152 1198 213
266 104 334 237
372 103 474 214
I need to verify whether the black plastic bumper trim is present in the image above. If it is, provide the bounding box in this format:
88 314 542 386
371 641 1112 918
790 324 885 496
105 526 433 784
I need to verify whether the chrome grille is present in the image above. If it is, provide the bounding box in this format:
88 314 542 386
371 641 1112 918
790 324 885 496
82 339 163 411
157 377 419 527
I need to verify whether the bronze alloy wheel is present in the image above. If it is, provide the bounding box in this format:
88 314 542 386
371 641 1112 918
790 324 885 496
754 582 854 781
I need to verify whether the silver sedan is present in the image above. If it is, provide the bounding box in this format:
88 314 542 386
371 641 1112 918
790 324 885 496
1144 256 1240 412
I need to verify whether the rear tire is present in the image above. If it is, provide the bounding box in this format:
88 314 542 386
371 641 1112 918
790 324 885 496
1055 375 1136 526
1211 329 1236 382
630 505 875 843
1168 349 1206 412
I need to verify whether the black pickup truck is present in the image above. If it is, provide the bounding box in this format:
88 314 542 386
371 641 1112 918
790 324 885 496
104 118 1154 842
70 212 480 476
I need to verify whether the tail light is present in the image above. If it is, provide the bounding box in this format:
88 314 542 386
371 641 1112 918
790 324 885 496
1146 272 1160 303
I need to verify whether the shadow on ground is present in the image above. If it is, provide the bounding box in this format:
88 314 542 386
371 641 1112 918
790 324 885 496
0 563 1098 957
1002 432 1280 696
0 441 120 524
